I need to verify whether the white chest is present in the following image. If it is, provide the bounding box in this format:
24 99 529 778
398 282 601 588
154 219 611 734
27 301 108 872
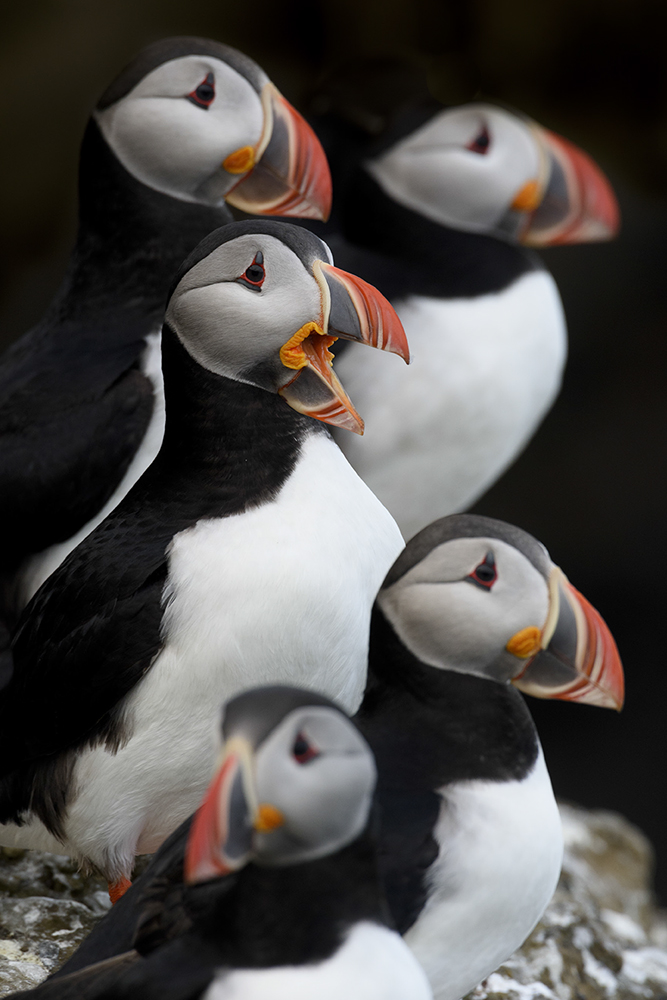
62 433 403 873
405 749 563 1000
203 922 433 1000
334 270 567 539
19 329 166 605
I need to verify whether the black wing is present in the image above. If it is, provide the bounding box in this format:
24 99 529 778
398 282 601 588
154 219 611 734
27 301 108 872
0 482 176 827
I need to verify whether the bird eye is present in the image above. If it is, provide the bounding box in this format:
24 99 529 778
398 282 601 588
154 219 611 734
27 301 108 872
187 73 215 109
293 732 319 765
466 126 490 155
465 551 497 590
236 252 265 292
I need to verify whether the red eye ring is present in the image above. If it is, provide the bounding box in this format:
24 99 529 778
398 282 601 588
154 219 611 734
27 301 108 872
187 73 215 110
236 252 265 292
465 551 497 590
466 126 490 155
293 732 319 765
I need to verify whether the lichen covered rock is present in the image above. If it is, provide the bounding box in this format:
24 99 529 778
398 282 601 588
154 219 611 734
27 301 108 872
467 804 667 1000
0 848 110 994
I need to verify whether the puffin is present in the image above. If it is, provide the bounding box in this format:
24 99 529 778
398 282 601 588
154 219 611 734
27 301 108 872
0 36 331 673
321 102 620 538
49 513 623 1000
0 220 409 903
13 686 432 1000
355 512 624 999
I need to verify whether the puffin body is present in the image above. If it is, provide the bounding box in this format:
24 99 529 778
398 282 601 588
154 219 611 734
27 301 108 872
0 222 408 887
356 514 624 999
0 36 331 652
16 687 431 1000
325 103 619 537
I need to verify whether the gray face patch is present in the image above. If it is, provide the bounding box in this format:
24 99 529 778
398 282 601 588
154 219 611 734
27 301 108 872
378 536 551 683
252 706 376 866
165 233 323 387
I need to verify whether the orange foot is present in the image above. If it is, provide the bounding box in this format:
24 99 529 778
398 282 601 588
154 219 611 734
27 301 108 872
108 876 132 905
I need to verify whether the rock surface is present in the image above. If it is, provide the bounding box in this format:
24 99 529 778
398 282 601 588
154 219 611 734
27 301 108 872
467 805 667 1000
0 805 665 997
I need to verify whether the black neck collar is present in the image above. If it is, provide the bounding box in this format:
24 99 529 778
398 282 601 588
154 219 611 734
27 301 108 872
338 169 539 300
45 121 231 326
185 825 387 967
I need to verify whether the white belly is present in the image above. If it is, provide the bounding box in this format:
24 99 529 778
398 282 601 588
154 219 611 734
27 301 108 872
18 329 166 605
334 271 567 540
203 922 433 1000
3 432 403 877
405 748 563 1000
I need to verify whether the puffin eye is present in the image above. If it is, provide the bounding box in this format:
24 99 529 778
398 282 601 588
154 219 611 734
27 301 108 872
187 73 215 110
465 551 497 590
292 732 319 765
466 126 490 155
236 252 265 292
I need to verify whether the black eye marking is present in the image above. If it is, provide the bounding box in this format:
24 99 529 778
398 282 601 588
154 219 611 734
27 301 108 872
235 252 265 292
187 72 215 110
465 551 497 590
467 126 490 154
293 731 319 765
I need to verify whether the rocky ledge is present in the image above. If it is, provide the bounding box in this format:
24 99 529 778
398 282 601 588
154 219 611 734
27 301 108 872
1 805 666 997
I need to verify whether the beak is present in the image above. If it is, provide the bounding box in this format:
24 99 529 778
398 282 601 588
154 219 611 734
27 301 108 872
516 126 619 246
225 83 332 222
511 568 624 710
279 260 409 434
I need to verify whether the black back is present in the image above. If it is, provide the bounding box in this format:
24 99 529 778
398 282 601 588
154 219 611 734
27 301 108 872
0 119 230 649
0 328 320 835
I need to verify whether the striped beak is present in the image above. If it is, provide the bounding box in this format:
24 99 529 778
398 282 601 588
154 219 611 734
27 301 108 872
517 126 620 246
278 260 410 434
225 83 332 222
510 568 624 711
184 738 285 885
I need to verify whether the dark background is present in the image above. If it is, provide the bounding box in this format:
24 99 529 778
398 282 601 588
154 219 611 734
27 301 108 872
1 1 666 895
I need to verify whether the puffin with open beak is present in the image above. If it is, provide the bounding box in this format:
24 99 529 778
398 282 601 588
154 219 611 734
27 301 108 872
0 36 332 684
0 220 408 905
322 100 619 538
13 687 432 1000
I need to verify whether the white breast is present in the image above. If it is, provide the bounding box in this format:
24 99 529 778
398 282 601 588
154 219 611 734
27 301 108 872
18 329 166 606
405 748 563 1000
334 270 567 539
203 922 433 1000
47 432 403 876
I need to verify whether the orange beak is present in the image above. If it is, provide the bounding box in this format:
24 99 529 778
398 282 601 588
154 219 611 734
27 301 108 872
225 83 331 222
511 568 624 710
519 127 620 246
184 742 254 885
279 261 409 434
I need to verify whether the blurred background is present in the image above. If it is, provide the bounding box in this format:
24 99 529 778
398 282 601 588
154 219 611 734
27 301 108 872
1 0 666 895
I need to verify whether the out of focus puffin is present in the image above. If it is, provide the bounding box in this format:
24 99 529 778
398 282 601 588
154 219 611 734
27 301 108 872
13 687 432 1000
0 221 408 902
324 103 620 538
0 36 331 670
51 514 623 1000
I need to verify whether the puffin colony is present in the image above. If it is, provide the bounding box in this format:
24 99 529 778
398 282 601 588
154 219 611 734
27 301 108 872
0 33 624 1000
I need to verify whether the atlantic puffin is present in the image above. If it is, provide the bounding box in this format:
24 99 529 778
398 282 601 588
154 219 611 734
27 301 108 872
15 687 432 1000
355 512 623 999
0 220 408 903
50 513 623 1000
0 36 331 671
323 103 620 538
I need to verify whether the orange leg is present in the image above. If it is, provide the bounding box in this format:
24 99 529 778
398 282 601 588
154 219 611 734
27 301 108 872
108 876 132 905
